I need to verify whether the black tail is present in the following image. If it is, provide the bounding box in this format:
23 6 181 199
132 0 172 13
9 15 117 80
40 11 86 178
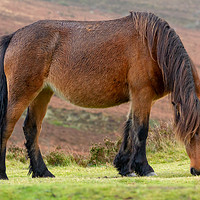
0 34 13 142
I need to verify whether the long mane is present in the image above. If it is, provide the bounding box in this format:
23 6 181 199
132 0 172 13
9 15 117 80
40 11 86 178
131 12 200 144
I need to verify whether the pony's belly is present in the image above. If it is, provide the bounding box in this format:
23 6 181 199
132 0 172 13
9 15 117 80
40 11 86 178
47 80 129 108
64 94 129 108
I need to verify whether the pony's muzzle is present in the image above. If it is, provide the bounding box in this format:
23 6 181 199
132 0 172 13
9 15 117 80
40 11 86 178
190 167 200 176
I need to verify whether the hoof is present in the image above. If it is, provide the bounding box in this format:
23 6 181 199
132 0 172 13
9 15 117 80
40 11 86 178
125 172 137 177
146 172 157 177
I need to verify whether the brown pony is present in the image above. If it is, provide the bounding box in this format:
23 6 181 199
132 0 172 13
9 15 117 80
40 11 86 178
0 12 200 179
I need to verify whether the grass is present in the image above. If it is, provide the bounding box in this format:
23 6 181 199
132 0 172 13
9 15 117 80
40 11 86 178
1 159 200 200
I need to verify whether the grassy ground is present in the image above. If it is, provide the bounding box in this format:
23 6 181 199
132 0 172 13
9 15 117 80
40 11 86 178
0 157 199 200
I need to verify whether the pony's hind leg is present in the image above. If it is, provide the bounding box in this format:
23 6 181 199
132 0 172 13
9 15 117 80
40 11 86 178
114 86 156 176
23 87 54 178
0 88 43 179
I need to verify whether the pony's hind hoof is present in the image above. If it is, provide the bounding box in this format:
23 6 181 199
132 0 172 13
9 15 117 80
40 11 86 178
146 172 157 177
125 172 137 177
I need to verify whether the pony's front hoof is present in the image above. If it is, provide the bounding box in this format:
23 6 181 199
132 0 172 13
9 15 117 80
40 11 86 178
146 172 157 177
125 172 137 177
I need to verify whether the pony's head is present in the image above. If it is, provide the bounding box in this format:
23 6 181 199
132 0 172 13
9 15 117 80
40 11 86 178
174 100 200 176
172 94 200 176
185 129 200 176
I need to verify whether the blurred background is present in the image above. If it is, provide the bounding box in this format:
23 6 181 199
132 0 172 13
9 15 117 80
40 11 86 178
1 0 200 155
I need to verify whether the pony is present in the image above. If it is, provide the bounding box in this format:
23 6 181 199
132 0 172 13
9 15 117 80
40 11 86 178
0 11 200 179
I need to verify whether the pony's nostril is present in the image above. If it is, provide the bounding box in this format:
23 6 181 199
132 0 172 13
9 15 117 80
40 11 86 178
190 168 197 176
190 168 200 176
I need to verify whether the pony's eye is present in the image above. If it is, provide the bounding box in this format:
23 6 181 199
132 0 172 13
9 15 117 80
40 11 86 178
195 132 199 136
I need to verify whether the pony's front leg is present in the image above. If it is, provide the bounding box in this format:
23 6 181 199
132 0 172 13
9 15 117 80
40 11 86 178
128 114 155 176
114 87 156 176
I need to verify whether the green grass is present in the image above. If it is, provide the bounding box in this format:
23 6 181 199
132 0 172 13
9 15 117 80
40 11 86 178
1 159 200 200
3 129 193 200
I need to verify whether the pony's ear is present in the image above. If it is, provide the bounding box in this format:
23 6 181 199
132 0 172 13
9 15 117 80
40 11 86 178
172 102 180 124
